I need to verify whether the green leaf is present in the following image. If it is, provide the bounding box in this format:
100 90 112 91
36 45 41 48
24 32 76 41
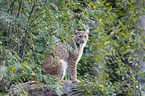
22 61 30 69
9 65 17 72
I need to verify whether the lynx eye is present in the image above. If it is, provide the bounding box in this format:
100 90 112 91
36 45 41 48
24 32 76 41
79 36 82 38
84 36 87 38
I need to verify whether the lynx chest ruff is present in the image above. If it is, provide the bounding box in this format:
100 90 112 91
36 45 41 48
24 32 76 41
76 42 86 63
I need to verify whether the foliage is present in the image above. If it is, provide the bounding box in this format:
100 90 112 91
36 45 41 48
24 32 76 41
0 0 144 95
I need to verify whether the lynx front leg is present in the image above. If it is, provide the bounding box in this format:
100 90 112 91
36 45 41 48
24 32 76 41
69 61 80 83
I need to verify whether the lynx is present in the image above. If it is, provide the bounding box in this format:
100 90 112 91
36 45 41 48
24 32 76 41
42 29 89 83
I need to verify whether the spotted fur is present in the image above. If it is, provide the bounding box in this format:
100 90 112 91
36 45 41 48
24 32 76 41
42 29 89 83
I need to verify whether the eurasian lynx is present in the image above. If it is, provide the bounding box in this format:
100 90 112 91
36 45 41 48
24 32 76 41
42 29 89 83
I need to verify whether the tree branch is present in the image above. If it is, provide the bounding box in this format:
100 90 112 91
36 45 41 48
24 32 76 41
7 0 17 14
20 2 35 62
17 0 22 17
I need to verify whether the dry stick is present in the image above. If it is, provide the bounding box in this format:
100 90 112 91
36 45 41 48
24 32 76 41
29 9 41 27
21 3 35 62
7 0 17 13
15 1 22 53
22 9 42 57
17 0 22 17
7 0 16 48
11 2 15 15
7 29 11 48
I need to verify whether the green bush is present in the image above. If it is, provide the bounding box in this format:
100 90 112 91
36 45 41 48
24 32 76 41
0 0 144 95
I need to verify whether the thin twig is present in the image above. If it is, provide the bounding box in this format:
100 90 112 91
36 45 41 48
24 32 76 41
7 0 17 13
17 0 22 17
29 9 41 27
21 2 35 62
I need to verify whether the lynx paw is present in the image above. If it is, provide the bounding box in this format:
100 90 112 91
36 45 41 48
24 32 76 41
61 80 72 83
72 79 81 83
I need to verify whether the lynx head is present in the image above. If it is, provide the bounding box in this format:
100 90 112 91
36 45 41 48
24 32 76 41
74 29 89 48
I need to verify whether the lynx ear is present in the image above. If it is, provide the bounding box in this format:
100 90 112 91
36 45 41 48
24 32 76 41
86 28 89 33
75 29 78 34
